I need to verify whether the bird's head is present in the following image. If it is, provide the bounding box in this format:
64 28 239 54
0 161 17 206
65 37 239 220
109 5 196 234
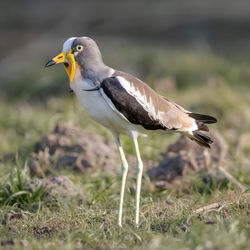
45 37 103 84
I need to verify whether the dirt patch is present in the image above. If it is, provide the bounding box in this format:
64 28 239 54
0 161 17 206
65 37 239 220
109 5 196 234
28 122 119 176
28 122 153 177
147 130 228 188
2 210 30 232
26 175 85 201
33 225 55 237
32 219 66 238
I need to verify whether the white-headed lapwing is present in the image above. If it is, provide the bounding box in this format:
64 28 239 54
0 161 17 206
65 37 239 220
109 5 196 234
45 37 217 227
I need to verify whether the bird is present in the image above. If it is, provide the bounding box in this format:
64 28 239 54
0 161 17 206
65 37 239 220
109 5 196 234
45 36 217 227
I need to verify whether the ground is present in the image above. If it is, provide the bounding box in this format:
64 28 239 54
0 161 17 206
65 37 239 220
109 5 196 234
0 42 249 249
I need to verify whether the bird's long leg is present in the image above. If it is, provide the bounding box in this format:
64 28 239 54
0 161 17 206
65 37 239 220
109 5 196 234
132 134 143 225
114 134 129 227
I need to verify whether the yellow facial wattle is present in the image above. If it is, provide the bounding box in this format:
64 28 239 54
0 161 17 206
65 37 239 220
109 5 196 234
45 49 76 84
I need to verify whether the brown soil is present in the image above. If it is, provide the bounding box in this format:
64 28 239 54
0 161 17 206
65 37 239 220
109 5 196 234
28 122 153 177
2 210 30 232
147 130 228 188
26 175 85 201
28 122 119 177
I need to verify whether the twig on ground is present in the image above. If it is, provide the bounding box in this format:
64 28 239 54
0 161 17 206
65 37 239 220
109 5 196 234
193 202 221 214
185 202 232 226
218 166 246 192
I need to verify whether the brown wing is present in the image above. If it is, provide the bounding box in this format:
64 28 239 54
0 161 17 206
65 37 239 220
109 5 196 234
101 71 196 131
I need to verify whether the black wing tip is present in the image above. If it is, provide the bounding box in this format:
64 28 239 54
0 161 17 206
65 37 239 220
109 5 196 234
189 112 217 124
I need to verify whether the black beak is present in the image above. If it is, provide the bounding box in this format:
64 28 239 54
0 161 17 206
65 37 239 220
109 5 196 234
45 60 56 67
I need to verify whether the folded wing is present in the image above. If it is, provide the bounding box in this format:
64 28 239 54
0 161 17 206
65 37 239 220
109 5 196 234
100 71 217 147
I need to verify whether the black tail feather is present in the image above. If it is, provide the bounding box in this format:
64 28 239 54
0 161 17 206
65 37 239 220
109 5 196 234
192 130 213 148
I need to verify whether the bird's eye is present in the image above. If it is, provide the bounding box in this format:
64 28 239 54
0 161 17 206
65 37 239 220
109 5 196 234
76 45 84 52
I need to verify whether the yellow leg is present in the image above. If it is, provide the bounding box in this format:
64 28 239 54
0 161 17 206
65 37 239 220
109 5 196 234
132 136 143 225
114 135 128 227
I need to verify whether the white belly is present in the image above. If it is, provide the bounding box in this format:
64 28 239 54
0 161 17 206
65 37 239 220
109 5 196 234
71 79 136 135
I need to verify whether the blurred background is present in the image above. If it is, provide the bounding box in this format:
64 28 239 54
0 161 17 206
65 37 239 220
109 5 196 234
0 2 249 248
0 0 250 157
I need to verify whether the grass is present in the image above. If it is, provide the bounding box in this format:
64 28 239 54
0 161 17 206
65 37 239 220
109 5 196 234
0 43 249 249
0 164 44 210
0 169 249 249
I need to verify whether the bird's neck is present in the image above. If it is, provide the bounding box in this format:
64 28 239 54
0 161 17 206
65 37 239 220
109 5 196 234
81 63 114 84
